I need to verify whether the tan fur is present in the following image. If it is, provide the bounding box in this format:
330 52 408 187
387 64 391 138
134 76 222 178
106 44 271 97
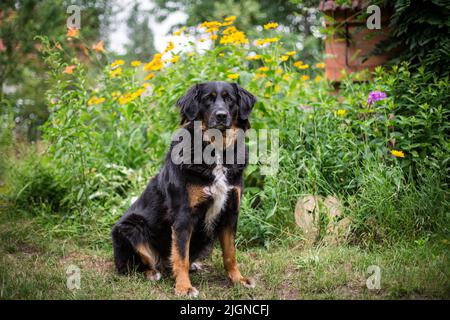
234 186 241 208
219 228 243 283
171 227 194 294
187 184 208 208
135 243 157 268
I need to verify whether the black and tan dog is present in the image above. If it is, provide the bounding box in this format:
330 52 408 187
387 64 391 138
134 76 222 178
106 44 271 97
112 81 256 297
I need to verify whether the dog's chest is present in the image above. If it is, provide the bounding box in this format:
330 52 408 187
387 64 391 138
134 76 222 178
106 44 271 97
203 164 231 234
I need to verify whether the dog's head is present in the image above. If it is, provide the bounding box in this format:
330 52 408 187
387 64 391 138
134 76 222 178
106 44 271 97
176 81 256 130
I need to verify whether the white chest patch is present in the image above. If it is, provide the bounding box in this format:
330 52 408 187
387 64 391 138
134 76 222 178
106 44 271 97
203 164 230 234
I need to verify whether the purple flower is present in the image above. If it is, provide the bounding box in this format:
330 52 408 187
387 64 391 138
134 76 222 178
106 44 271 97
367 91 387 105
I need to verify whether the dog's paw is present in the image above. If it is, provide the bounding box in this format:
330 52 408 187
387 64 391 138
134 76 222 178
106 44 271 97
175 285 199 298
239 277 256 289
144 270 162 281
189 262 203 272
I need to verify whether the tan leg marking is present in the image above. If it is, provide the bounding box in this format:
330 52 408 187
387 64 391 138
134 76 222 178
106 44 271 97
135 243 161 281
219 228 255 288
234 186 241 208
171 227 198 297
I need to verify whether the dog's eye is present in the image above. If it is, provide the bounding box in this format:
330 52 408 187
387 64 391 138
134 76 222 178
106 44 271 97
210 92 217 98
222 92 231 100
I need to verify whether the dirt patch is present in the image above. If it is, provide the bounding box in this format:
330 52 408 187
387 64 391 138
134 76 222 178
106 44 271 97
60 251 114 275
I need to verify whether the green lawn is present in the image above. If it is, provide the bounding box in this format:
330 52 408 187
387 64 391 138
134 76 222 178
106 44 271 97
0 209 448 300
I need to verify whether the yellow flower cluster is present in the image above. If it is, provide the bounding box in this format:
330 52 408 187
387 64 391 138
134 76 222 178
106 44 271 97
227 73 239 79
111 60 125 68
144 53 164 71
87 96 105 106
109 67 122 77
118 88 146 105
246 54 262 60
336 109 347 116
255 37 279 46
131 60 141 67
263 22 278 30
220 26 248 45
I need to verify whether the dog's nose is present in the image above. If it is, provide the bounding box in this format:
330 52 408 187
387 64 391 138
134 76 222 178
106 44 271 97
216 111 227 122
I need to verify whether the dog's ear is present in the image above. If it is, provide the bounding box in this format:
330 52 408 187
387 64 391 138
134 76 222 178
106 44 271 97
177 84 201 122
233 83 257 120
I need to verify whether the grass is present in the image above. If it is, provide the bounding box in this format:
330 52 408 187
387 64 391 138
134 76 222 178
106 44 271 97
1 207 448 300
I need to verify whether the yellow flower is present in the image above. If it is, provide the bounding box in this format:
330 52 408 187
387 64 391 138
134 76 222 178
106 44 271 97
199 21 222 30
255 37 279 46
257 66 269 72
219 27 248 45
314 75 322 82
316 62 325 68
301 75 310 81
390 150 405 158
170 55 179 63
112 91 121 98
210 34 218 40
219 53 225 57
282 74 290 81
109 67 122 77
280 55 289 62
224 16 236 22
87 96 105 105
227 73 239 80
246 54 262 60
254 73 267 79
293 60 303 68
263 22 279 30
164 41 174 52
286 51 296 56
274 84 281 92
173 26 186 36
265 81 273 87
336 109 347 116
144 72 155 80
131 60 142 67
144 53 164 71
297 64 309 70
275 67 283 75
111 59 125 68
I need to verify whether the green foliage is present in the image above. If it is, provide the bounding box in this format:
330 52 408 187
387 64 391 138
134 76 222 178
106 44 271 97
2 150 68 214
375 0 450 76
0 0 113 140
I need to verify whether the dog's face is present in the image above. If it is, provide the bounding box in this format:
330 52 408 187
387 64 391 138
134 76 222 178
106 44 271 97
177 82 256 130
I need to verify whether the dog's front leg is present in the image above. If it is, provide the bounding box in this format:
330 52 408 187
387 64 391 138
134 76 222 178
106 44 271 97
219 228 255 288
171 221 198 297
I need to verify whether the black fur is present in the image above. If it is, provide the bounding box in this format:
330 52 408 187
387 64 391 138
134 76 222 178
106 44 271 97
112 82 256 276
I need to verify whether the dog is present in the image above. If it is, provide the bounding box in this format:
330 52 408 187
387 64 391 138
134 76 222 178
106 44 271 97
112 81 257 297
